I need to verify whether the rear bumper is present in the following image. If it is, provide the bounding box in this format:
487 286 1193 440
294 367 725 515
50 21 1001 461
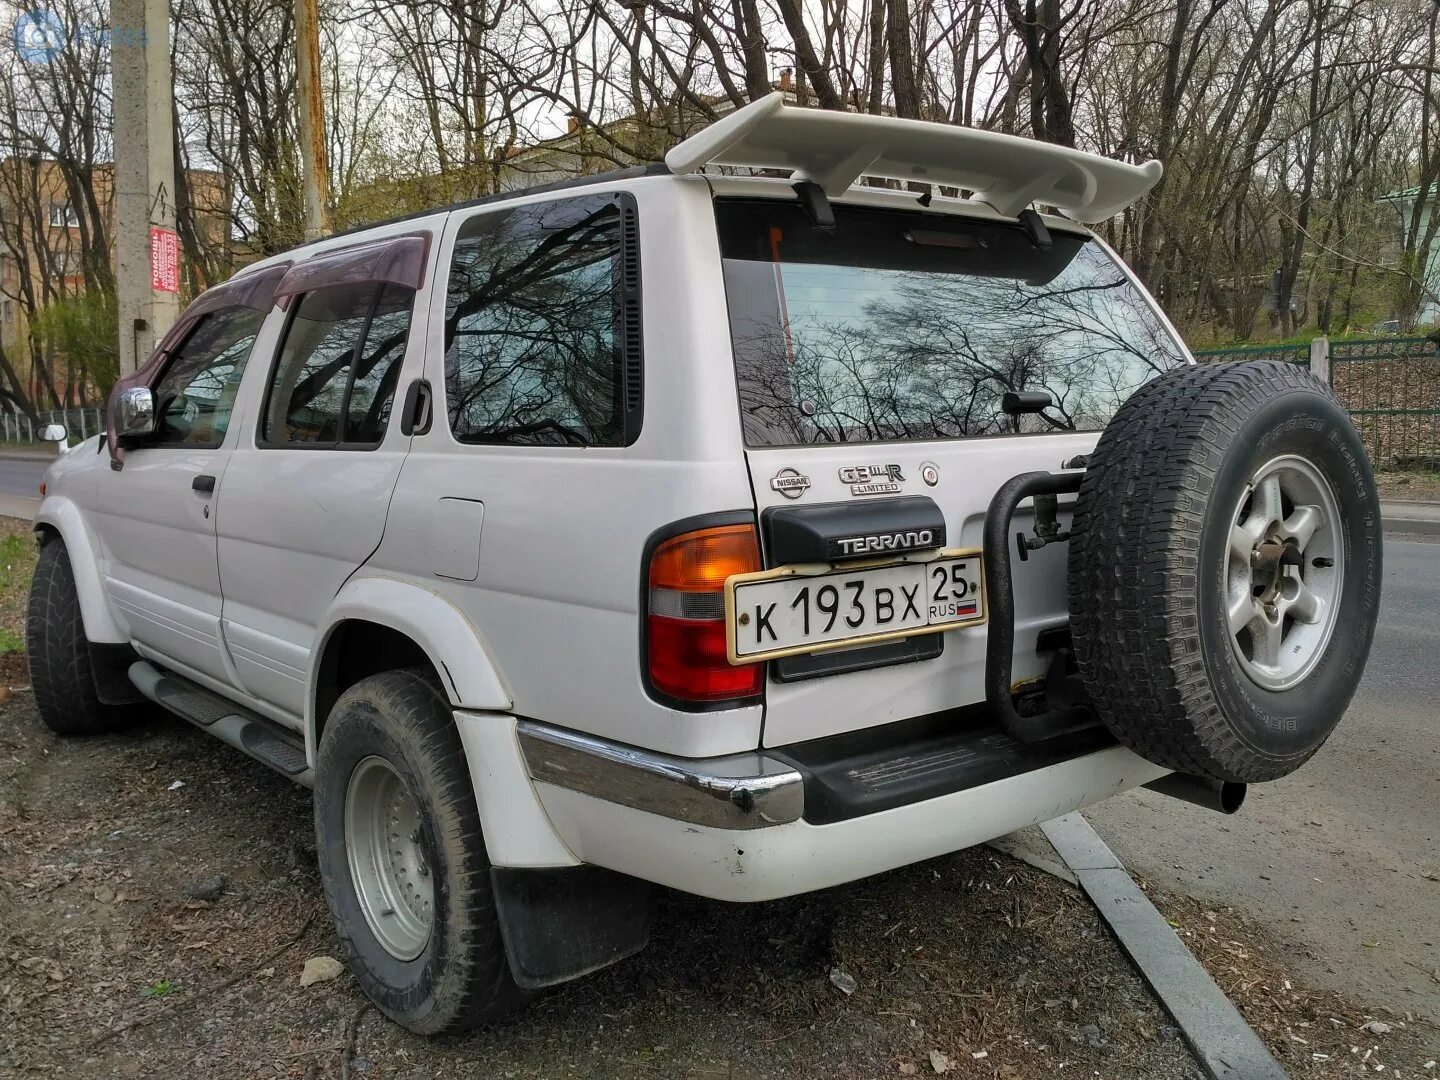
516 719 1167 902
516 721 805 829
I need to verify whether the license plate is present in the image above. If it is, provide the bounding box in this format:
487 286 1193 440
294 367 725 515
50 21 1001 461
725 551 985 663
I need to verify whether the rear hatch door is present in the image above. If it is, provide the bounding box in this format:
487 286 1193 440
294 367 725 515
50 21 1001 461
714 196 1187 747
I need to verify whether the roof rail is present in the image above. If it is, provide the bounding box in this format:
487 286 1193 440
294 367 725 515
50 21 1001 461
665 94 1161 224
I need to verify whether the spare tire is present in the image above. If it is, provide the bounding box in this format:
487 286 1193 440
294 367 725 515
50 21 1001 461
1067 360 1382 783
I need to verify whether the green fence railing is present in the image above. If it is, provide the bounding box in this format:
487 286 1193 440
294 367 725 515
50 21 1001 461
1193 336 1440 472
1329 337 1439 472
1190 342 1310 366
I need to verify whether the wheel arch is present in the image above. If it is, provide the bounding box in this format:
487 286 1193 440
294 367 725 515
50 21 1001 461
308 579 572 869
307 576 512 765
33 497 127 644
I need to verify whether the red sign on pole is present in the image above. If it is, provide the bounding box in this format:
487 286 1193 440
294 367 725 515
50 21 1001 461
149 226 180 293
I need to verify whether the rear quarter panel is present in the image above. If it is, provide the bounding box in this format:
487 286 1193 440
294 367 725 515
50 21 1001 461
361 176 764 759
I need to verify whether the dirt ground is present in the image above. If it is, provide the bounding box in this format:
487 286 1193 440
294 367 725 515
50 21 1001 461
1377 472 1440 502
0 521 1436 1078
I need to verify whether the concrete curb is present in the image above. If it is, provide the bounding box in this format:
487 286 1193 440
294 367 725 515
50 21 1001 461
0 495 40 521
1382 500 1440 538
0 449 59 462
1038 813 1288 1080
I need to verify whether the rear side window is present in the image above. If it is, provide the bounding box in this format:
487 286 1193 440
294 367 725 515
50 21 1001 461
717 200 1186 447
149 307 265 449
443 193 640 446
261 282 414 447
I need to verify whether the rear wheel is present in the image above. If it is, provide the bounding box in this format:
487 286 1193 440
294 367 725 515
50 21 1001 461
313 668 528 1034
1067 361 1382 783
27 538 142 735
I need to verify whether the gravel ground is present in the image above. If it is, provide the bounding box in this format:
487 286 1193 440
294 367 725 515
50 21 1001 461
3 713 1435 1079
1 520 1436 1078
2 708 1212 1080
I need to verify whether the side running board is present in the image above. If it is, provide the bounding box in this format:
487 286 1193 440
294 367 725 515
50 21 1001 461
128 661 313 787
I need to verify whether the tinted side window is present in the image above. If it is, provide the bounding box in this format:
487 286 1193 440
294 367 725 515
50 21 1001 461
445 195 628 446
262 283 414 447
150 307 265 449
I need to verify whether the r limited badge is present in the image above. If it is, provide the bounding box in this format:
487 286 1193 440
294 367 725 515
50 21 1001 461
839 463 904 496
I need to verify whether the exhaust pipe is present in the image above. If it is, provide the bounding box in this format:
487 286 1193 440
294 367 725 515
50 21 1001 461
1144 773 1246 815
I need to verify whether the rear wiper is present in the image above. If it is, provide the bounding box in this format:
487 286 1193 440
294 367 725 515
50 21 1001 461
1001 391 1070 431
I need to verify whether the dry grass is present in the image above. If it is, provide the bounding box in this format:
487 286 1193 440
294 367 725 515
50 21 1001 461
0 710 1206 1078
0 517 35 687
1147 885 1439 1075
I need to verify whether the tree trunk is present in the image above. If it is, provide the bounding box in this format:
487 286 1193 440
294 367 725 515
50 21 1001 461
887 0 921 118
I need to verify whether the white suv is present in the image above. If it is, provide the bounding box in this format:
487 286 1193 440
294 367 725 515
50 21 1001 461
26 95 1381 1033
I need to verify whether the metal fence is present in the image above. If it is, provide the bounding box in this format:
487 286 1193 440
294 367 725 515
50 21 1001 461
1193 336 1440 473
0 406 105 445
1188 341 1310 366
1329 337 1439 473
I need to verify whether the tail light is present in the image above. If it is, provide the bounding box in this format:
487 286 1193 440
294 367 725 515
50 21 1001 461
646 522 763 703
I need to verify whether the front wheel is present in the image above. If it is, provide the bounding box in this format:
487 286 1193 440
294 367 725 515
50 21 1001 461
313 669 528 1034
27 537 143 735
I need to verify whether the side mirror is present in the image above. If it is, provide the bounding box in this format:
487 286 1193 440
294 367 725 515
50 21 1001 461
38 423 67 443
117 386 155 438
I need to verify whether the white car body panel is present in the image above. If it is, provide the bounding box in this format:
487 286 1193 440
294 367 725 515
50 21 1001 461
215 216 447 720
89 442 235 681
313 576 512 711
365 177 765 760
33 485 125 643
453 710 580 868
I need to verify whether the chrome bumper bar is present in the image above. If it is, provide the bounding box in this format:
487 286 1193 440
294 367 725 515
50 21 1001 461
515 721 804 830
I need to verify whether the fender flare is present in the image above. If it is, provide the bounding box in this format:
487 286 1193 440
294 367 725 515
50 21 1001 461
33 496 127 643
307 575 512 763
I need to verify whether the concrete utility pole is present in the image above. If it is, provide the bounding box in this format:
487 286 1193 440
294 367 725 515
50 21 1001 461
112 0 179 376
295 0 330 240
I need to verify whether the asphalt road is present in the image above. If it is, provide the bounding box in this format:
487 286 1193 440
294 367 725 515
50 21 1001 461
0 455 48 498
1089 536 1440 1025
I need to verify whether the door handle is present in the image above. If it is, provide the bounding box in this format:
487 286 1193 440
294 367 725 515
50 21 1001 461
399 379 432 437
192 474 216 494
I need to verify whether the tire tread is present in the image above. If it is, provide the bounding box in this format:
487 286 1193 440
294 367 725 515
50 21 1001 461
1067 360 1366 782
26 538 137 735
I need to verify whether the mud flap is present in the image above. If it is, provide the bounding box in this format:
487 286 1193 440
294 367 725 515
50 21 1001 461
491 865 651 990
91 643 147 705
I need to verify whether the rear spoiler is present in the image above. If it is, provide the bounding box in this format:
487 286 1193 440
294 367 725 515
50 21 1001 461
665 93 1161 225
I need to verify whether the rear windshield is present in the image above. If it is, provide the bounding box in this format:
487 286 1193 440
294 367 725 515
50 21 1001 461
717 199 1186 447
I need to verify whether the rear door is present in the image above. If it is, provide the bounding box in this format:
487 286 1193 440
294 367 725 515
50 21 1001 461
714 198 1188 746
215 233 433 721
